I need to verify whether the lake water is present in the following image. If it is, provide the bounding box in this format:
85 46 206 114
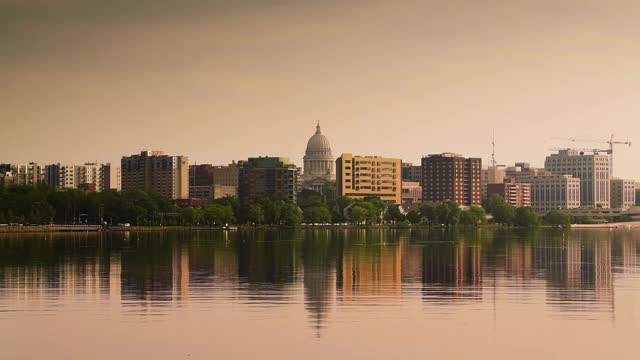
1 228 639 359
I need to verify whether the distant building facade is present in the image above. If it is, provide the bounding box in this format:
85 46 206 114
238 157 299 207
522 174 581 213
487 178 531 208
422 153 481 206
121 150 189 200
0 163 43 186
336 153 402 204
189 164 214 200
610 179 636 209
545 150 610 208
402 163 422 185
481 165 506 194
401 181 422 204
212 162 240 199
302 122 335 192
44 163 113 192
189 162 241 200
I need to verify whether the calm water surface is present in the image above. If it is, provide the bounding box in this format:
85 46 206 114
1 228 639 359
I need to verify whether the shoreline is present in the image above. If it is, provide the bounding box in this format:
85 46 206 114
2 222 640 234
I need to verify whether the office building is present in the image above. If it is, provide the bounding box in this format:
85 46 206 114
213 162 240 199
422 153 481 206
238 157 299 207
0 163 43 186
189 164 214 200
522 174 581 213
610 179 636 210
487 178 532 208
121 150 189 200
545 149 610 208
302 122 335 192
402 163 422 185
336 153 402 204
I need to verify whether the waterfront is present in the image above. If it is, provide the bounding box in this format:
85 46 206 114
1 229 639 359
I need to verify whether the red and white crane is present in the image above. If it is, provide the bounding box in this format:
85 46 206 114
552 134 632 177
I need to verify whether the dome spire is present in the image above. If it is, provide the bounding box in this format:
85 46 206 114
316 120 321 134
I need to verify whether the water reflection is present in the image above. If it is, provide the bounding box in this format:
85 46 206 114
1 228 639 329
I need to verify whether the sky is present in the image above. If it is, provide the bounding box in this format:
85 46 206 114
1 0 639 179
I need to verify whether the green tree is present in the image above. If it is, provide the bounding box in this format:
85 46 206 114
544 211 573 228
303 206 332 224
180 207 202 226
513 207 541 227
493 203 516 225
248 205 265 224
468 205 487 224
406 210 421 224
349 206 368 225
418 203 437 225
384 205 406 223
281 203 303 226
482 193 505 214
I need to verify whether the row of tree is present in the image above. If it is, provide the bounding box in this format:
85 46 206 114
0 184 578 228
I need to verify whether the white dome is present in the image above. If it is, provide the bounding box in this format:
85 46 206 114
305 123 333 157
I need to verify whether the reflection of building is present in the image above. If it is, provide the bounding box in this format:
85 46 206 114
238 157 299 207
340 237 402 301
545 149 610 208
422 153 482 206
302 122 335 192
336 153 402 204
422 241 482 300
523 174 581 213
610 179 636 209
487 178 531 208
121 150 189 199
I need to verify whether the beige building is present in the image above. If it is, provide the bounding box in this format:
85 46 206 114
481 165 506 194
610 179 636 210
121 150 189 200
401 181 422 204
336 153 402 204
545 150 610 208
213 162 240 199
522 174 581 213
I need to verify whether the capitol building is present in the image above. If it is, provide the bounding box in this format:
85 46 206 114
302 122 335 192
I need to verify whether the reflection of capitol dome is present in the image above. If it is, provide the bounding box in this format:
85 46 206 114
303 122 335 192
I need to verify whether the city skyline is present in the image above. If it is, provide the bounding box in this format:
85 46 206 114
2 0 639 179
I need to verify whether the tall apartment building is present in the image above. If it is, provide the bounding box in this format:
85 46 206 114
121 150 189 200
487 178 531 208
0 163 43 186
238 157 298 207
545 150 610 208
44 163 112 192
422 153 481 206
481 165 506 194
610 179 636 209
402 163 422 185
522 174 581 213
189 164 214 199
335 153 402 204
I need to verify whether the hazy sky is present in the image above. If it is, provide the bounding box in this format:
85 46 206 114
2 0 639 179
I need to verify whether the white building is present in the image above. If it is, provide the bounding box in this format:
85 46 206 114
545 149 610 209
45 163 112 191
302 122 335 192
523 174 581 213
610 179 636 210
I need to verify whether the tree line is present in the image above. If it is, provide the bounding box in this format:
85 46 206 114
0 184 578 227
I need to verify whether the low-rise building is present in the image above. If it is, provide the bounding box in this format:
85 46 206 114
487 178 531 208
401 181 422 204
481 165 506 195
336 153 402 204
522 174 581 213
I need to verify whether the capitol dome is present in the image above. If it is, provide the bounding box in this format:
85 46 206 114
305 123 333 156
303 122 335 191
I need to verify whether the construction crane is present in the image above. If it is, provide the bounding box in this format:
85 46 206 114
552 134 632 177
